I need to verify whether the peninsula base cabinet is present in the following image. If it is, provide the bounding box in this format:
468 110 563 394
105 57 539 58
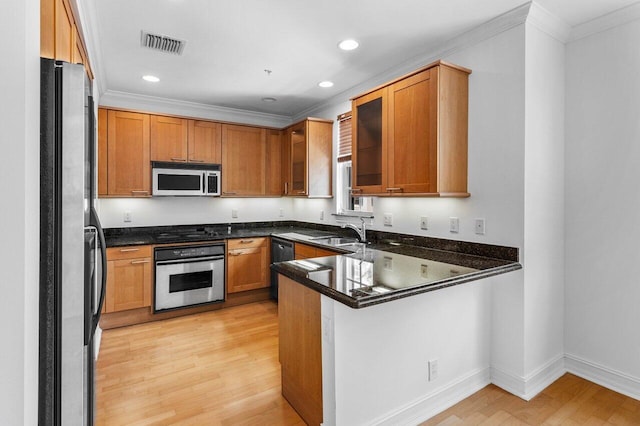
105 245 152 313
278 275 323 426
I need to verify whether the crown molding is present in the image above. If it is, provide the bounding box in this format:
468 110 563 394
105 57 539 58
71 0 108 95
527 1 572 43
293 2 531 121
569 1 640 43
99 90 292 128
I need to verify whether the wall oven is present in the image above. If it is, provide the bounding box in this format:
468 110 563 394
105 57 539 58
154 243 225 312
152 161 221 196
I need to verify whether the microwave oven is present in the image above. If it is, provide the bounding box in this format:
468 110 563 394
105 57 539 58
152 162 221 196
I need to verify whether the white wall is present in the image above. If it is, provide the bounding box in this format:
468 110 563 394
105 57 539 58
322 280 492 425
98 197 294 228
565 18 640 393
0 0 40 424
522 19 566 383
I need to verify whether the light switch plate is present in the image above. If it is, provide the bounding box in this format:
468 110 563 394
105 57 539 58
383 213 393 226
231 209 238 218
123 211 132 223
449 217 459 233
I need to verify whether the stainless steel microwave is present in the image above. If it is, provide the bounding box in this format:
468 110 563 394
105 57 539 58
152 162 221 196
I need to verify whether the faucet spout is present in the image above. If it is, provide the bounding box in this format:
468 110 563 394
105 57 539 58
341 218 367 243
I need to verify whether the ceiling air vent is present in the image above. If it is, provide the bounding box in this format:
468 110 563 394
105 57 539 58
140 31 186 55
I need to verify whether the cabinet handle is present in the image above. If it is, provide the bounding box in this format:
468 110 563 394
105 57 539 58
295 190 306 194
119 248 139 253
239 239 254 244
189 159 204 163
170 158 188 162
222 192 237 195
131 190 149 196
386 187 403 192
229 251 243 256
350 188 362 193
284 182 288 195
130 260 150 264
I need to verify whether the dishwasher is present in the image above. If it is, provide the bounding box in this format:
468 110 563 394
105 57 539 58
270 237 294 300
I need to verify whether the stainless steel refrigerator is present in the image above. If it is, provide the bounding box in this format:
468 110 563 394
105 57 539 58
39 58 107 425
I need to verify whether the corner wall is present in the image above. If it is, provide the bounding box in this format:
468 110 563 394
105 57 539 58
0 0 40 423
565 17 640 399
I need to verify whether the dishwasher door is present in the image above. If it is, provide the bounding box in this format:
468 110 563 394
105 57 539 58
270 237 295 300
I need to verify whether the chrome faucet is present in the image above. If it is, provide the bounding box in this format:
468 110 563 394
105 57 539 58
341 217 367 243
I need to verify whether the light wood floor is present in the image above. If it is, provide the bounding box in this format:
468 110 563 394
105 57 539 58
422 373 640 426
96 301 304 425
98 302 640 426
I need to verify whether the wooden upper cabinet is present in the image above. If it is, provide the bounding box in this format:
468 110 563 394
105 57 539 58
266 130 283 196
221 124 267 196
284 118 333 198
105 110 151 197
150 115 189 162
97 109 108 196
189 120 222 164
351 60 471 197
54 0 74 63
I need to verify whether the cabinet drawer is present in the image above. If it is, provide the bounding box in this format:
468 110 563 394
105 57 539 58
106 245 152 261
294 243 317 260
228 237 268 250
316 247 339 257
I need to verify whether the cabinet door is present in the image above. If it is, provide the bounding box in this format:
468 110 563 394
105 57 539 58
281 129 291 195
266 130 283 196
54 0 74 62
290 122 307 195
387 69 437 193
150 115 188 162
107 111 151 196
221 124 266 196
105 257 152 312
188 120 221 164
227 246 270 293
97 109 108 196
352 87 387 194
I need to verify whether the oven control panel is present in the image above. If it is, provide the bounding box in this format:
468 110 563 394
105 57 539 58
155 243 225 261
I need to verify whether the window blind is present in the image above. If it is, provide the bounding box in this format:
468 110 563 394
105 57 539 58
337 111 352 162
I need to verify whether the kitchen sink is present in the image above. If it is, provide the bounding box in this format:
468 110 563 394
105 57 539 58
312 237 359 246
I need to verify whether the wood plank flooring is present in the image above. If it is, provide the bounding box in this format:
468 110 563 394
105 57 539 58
96 301 304 425
98 301 640 425
422 373 640 426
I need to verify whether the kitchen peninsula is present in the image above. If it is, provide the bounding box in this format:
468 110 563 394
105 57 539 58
270 226 521 426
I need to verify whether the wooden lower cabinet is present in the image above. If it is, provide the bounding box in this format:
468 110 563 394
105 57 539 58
279 275 323 426
295 242 339 260
227 237 270 293
105 246 152 313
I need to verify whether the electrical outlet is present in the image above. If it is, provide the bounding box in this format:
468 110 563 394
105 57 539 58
279 208 284 217
421 264 429 278
383 213 393 226
428 359 438 381
320 210 324 220
475 218 486 235
231 209 238 218
383 256 393 270
449 217 459 233
420 216 429 230
123 211 132 223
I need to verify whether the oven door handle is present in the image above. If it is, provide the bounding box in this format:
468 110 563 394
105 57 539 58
155 255 225 266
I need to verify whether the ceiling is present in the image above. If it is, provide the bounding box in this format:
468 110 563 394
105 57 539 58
92 0 639 117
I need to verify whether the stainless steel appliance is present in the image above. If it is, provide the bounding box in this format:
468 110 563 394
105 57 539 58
39 59 107 425
270 237 295 300
154 244 225 311
152 161 221 196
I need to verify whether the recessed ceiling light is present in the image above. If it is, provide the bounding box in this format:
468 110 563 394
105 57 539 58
318 81 334 88
142 75 160 82
262 97 277 102
338 39 359 51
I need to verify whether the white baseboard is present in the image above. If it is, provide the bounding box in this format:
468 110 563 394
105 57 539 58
565 354 640 401
371 368 491 426
492 355 565 401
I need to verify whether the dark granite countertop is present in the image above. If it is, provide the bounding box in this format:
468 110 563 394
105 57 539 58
105 220 521 308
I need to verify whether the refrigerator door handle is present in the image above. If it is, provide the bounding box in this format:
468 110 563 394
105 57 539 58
90 207 107 330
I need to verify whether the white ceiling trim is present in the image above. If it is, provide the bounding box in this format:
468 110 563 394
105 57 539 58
99 90 291 128
72 0 108 95
292 1 532 122
527 1 572 43
569 0 640 42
